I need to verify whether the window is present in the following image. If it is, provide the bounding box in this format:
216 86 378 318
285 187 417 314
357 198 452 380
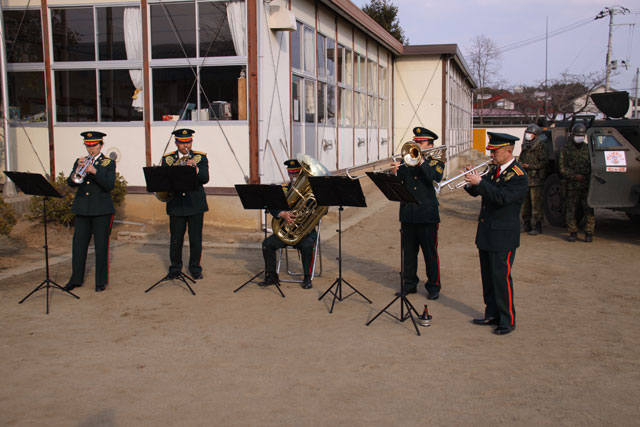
51 8 95 62
51 6 144 123
55 70 97 122
97 7 128 60
4 9 43 63
292 76 301 122
8 72 47 121
338 87 352 126
100 70 143 122
305 80 315 123
303 26 315 74
317 82 326 123
594 134 623 149
150 1 247 121
326 39 336 84
317 34 325 79
291 22 301 70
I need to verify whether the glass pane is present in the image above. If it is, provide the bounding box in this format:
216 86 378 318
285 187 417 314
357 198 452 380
152 67 197 121
317 81 326 123
369 61 377 95
345 49 352 86
354 55 361 90
4 10 43 63
199 1 236 57
8 72 46 121
305 79 315 123
291 22 301 70
326 38 335 83
292 76 301 122
340 88 352 126
380 65 387 97
358 93 366 127
337 44 344 84
100 69 143 121
97 7 129 60
151 3 196 59
55 70 97 122
303 26 314 74
594 134 623 148
51 8 95 62
200 66 244 120
317 34 325 79
327 84 336 125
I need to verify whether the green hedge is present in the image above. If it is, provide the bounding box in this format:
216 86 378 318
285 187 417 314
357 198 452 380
26 172 128 227
0 195 17 236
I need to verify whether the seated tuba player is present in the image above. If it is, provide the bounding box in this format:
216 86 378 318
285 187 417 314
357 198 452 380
260 159 318 290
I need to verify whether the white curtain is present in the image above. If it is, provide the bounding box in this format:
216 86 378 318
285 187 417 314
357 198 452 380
124 7 143 112
226 1 246 57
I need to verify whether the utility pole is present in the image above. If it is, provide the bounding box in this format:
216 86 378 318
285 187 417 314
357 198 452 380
596 6 630 92
635 67 639 119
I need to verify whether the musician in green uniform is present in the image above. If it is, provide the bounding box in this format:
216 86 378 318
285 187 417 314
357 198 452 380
464 132 528 335
161 129 209 280
260 159 317 290
392 127 445 300
64 131 116 292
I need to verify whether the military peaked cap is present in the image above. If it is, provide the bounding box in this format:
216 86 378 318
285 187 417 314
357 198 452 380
80 131 106 146
172 128 195 142
486 132 519 150
413 127 438 141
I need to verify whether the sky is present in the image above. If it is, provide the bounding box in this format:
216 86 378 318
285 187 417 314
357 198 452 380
354 0 640 95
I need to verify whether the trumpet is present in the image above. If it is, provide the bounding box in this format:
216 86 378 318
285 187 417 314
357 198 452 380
71 155 97 184
433 160 492 194
155 150 195 202
345 142 447 180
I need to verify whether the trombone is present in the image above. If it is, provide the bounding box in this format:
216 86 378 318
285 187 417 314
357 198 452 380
433 160 492 194
345 142 447 180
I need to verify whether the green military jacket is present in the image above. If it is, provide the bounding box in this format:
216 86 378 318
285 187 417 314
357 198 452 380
465 161 529 252
67 153 116 216
559 142 590 189
397 157 445 224
161 150 209 216
518 139 548 186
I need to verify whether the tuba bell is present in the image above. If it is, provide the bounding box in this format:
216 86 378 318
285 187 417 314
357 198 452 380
271 154 330 246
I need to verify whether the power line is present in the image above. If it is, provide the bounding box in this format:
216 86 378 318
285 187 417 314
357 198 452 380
495 16 596 55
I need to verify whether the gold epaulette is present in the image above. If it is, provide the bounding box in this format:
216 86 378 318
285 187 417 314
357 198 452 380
512 165 524 176
192 150 207 155
164 151 177 157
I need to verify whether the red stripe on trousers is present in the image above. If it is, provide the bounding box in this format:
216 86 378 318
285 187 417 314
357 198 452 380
308 247 316 276
506 251 514 326
435 223 440 285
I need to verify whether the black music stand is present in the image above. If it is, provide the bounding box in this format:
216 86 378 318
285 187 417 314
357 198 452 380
364 172 424 336
143 165 199 295
310 176 372 313
233 184 289 298
4 171 79 314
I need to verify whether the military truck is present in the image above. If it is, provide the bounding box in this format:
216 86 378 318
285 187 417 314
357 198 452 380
541 91 640 226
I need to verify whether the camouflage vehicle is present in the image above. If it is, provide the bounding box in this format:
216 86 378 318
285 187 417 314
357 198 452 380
542 91 640 225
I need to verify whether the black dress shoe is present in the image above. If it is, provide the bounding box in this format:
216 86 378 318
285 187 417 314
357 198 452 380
259 272 280 287
426 290 440 300
301 276 312 289
95 284 106 292
395 288 417 297
472 317 498 325
167 271 180 280
63 282 82 291
493 325 515 335
191 272 203 280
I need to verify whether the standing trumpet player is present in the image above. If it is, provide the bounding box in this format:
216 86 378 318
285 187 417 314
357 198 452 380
64 131 115 293
392 127 445 300
464 132 528 335
162 128 209 280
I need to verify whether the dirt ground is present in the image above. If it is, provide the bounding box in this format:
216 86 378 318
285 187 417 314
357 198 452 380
1 189 639 426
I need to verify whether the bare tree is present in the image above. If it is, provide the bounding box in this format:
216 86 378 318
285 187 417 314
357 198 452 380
546 71 606 120
466 35 502 125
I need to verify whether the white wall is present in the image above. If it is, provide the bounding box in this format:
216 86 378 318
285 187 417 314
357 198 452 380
393 56 443 152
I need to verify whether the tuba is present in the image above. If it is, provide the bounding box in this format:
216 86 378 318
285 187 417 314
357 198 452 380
155 151 194 202
271 154 330 246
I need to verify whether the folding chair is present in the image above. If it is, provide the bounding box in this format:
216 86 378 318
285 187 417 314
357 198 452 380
276 221 323 283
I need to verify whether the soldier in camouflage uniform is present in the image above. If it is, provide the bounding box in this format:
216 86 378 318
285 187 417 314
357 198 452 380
519 124 548 235
559 123 595 242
